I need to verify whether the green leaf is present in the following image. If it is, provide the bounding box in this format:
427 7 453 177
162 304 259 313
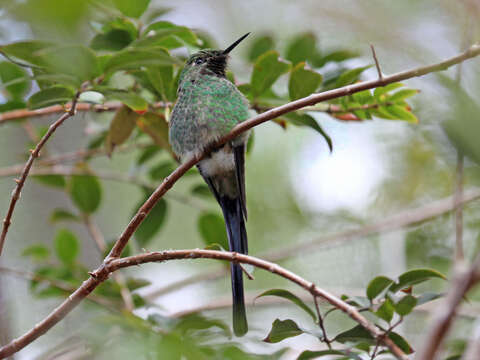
0 62 31 100
49 208 79 223
285 32 316 65
68 175 102 214
134 197 167 246
136 145 160 165
389 332 414 354
27 86 74 109
126 278 151 291
90 29 134 51
22 244 50 261
394 295 417 316
136 112 171 150
286 113 332 152
103 49 175 75
288 62 322 101
376 297 395 322
247 35 275 62
389 89 419 103
197 212 228 250
366 276 394 301
105 105 139 155
312 49 359 68
335 65 372 88
0 40 53 67
334 324 374 344
147 65 174 101
102 90 148 112
54 229 79 264
390 268 447 292
0 100 26 113
250 50 290 98
263 319 304 343
113 0 150 18
297 350 348 360
374 83 404 100
255 289 316 321
142 21 198 46
37 45 100 84
416 292 443 306
32 175 66 189
148 161 175 180
385 105 418 123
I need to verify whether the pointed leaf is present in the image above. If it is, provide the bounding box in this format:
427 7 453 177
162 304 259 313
375 297 394 322
366 276 394 301
385 105 418 123
0 40 53 67
247 35 275 62
289 62 322 101
334 324 374 344
285 32 317 65
390 268 447 292
105 105 139 155
136 112 171 150
27 86 74 109
54 229 79 264
335 65 372 88
389 332 414 354
286 113 332 152
297 350 349 360
263 319 304 343
394 295 417 316
251 50 290 97
103 49 175 75
389 89 419 103
374 83 404 100
256 289 316 321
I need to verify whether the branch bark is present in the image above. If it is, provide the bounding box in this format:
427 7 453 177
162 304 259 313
0 250 409 359
1 43 480 358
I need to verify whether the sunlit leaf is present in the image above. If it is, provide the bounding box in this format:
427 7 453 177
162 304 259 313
374 83 404 100
54 228 79 264
288 62 322 101
142 21 198 46
335 65 372 88
263 319 304 343
385 105 418 123
102 90 148 112
366 276 393 301
389 89 419 103
103 49 175 75
255 289 316 321
251 50 290 98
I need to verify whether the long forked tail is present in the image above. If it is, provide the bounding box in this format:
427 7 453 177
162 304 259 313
220 195 248 337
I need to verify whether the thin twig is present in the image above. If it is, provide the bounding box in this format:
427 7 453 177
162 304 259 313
144 187 480 301
0 249 409 359
0 88 84 256
370 44 384 81
82 215 135 311
454 152 465 262
313 294 332 349
1 43 480 359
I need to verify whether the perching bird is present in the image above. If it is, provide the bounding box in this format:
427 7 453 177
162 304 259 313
169 33 251 336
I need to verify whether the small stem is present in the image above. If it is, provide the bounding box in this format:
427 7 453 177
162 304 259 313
313 294 332 349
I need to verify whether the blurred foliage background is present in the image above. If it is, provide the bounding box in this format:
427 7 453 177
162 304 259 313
0 0 480 359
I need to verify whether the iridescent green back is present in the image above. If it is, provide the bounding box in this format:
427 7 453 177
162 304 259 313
169 73 249 157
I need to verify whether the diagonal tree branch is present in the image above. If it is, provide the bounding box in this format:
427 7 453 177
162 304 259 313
1 43 480 359
0 89 84 256
0 249 410 359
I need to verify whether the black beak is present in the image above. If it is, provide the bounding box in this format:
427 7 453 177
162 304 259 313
223 33 250 55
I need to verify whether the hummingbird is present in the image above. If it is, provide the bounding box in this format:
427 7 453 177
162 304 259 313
169 33 251 336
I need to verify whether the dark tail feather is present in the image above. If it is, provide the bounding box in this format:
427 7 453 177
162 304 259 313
220 196 248 336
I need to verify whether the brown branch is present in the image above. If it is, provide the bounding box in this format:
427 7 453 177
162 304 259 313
313 294 332 349
1 43 480 359
82 215 134 311
370 44 384 80
145 186 480 301
0 101 170 125
0 89 84 256
0 250 409 359
417 255 480 360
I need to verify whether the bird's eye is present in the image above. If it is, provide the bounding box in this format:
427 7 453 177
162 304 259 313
195 58 204 65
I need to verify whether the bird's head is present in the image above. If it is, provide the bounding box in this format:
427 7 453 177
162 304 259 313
179 33 249 83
